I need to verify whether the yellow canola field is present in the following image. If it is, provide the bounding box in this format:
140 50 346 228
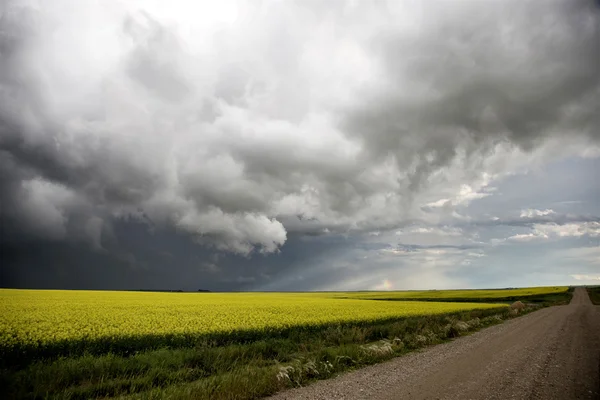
332 286 569 300
0 289 506 349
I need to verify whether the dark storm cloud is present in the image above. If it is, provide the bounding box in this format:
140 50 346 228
1 0 599 290
1 224 360 292
342 0 600 192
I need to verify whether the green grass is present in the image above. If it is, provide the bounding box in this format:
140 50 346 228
586 286 600 305
1 307 517 400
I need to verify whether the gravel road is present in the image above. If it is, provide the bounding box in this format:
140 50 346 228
268 287 600 400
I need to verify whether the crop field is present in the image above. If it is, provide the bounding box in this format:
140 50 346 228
0 289 504 355
333 286 570 302
1 288 547 400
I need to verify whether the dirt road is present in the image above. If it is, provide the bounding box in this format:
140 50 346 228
268 288 600 400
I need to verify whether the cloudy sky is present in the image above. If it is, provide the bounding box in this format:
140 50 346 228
1 0 599 291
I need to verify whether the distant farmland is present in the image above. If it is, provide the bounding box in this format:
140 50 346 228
332 286 571 303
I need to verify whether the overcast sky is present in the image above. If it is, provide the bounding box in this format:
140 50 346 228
1 0 599 291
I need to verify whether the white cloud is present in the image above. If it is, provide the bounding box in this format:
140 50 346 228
506 233 548 242
178 209 287 254
467 252 486 258
498 222 600 244
535 222 600 238
520 209 556 218
424 184 491 210
396 226 463 237
571 274 600 281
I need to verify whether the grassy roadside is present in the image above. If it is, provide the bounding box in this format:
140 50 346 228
586 286 600 305
2 305 533 400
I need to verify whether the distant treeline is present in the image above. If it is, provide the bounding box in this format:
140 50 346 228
133 289 211 293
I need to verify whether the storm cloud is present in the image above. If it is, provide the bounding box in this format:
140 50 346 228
1 0 599 290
